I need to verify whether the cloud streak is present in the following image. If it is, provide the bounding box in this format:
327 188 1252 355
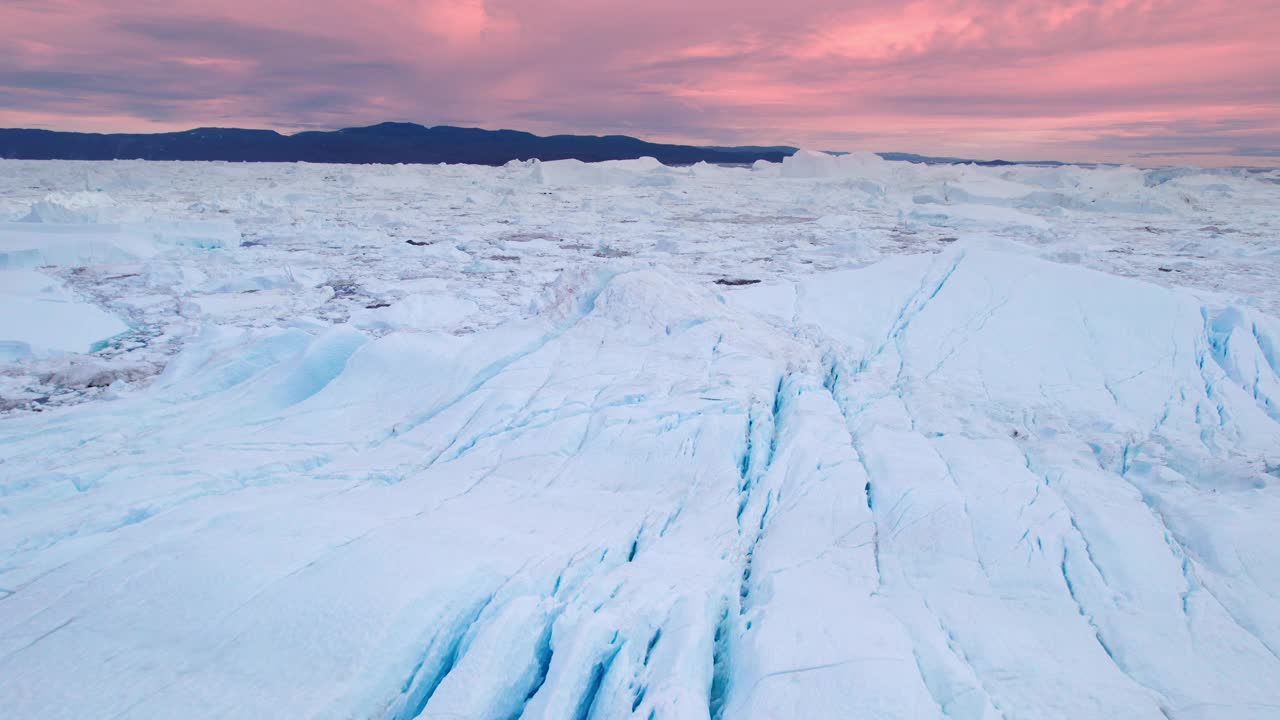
1 0 1277 163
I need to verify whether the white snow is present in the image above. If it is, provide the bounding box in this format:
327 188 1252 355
0 156 1279 719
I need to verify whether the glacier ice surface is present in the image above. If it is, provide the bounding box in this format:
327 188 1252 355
1 156 1279 719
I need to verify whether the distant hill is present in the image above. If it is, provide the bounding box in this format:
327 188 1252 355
0 122 797 166
0 122 1077 167
877 151 1067 167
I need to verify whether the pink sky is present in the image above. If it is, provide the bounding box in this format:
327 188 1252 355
3 0 1278 164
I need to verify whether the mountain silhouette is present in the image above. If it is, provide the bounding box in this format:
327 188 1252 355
0 122 799 165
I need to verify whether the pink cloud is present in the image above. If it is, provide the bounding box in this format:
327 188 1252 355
1 0 1277 163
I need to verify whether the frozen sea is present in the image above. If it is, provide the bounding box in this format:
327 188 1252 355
1 151 1279 719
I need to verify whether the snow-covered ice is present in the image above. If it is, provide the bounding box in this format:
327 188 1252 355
0 270 129 359
0 156 1278 719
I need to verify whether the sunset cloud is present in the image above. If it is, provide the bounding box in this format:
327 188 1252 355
1 0 1276 163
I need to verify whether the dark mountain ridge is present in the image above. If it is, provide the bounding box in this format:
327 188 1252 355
0 122 795 165
0 122 1074 167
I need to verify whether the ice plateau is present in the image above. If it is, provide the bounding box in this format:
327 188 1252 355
0 155 1279 720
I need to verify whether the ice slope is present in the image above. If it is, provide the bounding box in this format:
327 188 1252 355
2 248 1278 719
